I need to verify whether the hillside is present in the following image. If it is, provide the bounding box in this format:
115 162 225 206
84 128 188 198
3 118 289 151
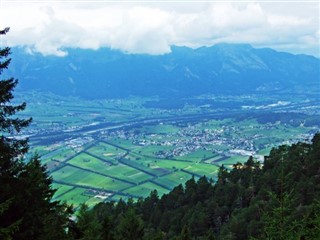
71 134 320 240
10 44 320 99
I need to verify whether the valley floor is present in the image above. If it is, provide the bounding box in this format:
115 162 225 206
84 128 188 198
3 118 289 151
16 91 319 207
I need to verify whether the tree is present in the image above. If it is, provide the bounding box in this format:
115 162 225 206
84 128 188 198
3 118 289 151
117 208 144 240
0 28 71 240
76 204 102 240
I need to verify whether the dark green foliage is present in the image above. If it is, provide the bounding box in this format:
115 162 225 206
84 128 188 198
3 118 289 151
0 28 71 240
178 225 191 240
117 208 144 240
78 133 320 240
75 204 102 240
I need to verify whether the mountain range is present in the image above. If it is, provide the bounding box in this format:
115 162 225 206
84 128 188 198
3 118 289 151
9 43 320 99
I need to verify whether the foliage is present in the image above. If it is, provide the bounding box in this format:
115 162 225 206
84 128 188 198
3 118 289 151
0 28 72 240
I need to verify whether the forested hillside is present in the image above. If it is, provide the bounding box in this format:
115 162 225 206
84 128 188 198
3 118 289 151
72 134 320 240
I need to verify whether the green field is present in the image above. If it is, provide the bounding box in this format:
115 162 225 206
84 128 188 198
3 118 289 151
123 182 169 198
19 92 318 207
51 165 131 191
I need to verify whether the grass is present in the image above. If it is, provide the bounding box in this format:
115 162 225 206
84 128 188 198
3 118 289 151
153 171 195 189
41 147 76 162
123 182 169 198
51 165 131 191
52 183 74 198
58 187 93 206
149 159 194 170
56 187 106 208
177 149 217 162
184 163 219 177
132 145 175 158
102 164 152 183
67 153 113 175
86 142 127 161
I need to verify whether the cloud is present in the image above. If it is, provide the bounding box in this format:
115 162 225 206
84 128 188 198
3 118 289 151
1 1 319 57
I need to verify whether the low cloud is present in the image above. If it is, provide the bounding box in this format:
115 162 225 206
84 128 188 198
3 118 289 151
1 2 319 57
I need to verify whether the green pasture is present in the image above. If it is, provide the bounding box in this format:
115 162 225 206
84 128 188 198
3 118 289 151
149 159 193 170
102 164 152 183
123 182 169 198
52 183 74 198
200 119 233 129
42 147 76 162
131 145 175 158
177 149 216 162
153 171 194 189
204 155 224 163
57 187 105 207
118 157 162 176
51 166 131 191
67 153 115 176
86 142 127 160
184 163 219 177
107 138 140 151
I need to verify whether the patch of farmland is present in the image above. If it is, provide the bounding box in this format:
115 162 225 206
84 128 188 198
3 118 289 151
103 164 152 183
149 159 194 171
51 165 131 191
176 149 217 162
52 183 74 198
57 187 104 208
67 153 115 175
123 182 169 198
184 163 219 177
41 147 76 162
152 171 195 189
86 142 127 161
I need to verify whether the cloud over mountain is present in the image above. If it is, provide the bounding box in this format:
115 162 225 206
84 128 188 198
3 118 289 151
2 1 319 57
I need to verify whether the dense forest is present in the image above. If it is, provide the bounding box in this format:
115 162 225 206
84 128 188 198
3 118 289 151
71 134 320 240
1 28 319 240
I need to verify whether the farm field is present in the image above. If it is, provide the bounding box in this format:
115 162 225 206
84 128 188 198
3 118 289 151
16 92 319 207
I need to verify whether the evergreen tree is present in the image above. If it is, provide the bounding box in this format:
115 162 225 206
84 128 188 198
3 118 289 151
76 204 102 240
0 28 71 240
117 208 144 240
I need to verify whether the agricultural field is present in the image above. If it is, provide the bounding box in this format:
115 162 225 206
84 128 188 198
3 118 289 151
16 92 319 207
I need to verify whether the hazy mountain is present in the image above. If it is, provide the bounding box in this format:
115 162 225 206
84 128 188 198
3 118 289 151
9 43 319 99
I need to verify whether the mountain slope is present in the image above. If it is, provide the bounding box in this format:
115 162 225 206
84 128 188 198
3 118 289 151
10 44 319 99
71 134 320 240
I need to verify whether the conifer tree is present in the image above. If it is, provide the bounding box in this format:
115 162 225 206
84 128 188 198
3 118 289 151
0 28 71 240
117 208 144 240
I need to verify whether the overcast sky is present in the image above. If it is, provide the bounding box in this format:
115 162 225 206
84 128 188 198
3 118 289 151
1 1 319 57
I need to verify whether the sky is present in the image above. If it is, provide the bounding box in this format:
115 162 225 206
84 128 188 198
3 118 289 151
0 0 319 57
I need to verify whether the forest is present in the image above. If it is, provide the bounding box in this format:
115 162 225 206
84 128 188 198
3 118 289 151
71 133 320 240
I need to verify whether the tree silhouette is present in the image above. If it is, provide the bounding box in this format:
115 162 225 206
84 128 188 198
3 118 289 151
0 28 71 240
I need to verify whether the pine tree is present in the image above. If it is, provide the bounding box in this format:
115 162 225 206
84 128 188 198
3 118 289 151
76 204 102 240
117 208 144 240
0 28 71 240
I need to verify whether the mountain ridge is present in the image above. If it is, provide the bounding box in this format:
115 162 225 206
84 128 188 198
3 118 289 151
9 43 320 99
